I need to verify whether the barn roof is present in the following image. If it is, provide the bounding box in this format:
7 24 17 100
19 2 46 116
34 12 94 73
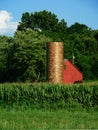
64 59 68 62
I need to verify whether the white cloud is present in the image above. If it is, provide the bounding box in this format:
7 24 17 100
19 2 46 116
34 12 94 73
0 10 18 36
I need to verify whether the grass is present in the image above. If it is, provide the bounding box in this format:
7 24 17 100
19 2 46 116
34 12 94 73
82 80 98 85
0 107 98 129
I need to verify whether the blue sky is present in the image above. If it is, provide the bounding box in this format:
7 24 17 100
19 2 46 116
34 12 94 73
0 0 98 36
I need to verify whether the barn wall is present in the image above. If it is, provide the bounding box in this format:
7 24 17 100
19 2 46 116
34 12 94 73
63 60 83 83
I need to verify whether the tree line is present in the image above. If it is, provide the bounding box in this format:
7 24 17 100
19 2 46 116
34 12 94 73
0 10 98 82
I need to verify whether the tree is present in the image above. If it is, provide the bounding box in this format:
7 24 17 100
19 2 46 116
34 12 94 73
64 25 98 80
66 22 89 35
0 36 13 82
6 30 51 82
17 10 67 40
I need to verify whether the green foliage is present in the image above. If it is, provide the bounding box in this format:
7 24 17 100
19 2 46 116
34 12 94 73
0 83 98 109
0 10 98 81
0 36 14 82
18 10 67 40
6 30 51 82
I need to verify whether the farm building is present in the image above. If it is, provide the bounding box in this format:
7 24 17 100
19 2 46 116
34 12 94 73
63 59 83 84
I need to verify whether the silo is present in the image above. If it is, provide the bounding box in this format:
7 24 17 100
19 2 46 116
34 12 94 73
47 42 63 83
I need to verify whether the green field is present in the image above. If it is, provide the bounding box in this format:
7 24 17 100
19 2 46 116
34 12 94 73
0 107 98 129
0 81 98 129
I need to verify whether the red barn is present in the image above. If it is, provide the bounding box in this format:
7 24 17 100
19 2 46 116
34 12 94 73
63 59 83 84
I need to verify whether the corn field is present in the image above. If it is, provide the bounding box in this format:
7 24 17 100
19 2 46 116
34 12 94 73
0 82 98 109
